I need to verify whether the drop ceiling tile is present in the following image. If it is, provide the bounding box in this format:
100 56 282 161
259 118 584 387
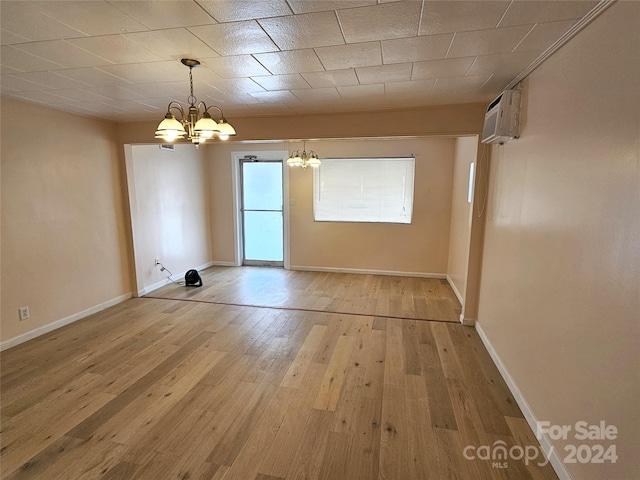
258 11 344 50
188 21 278 56
1 74 49 91
481 73 515 93
411 57 475 80
0 45 66 72
124 29 219 60
0 2 86 42
433 75 490 92
1 28 30 46
0 64 23 75
315 42 382 70
290 87 341 102
301 69 359 88
68 35 164 64
288 0 376 14
419 1 510 35
13 40 112 68
97 61 191 84
54 67 132 87
251 74 311 91
447 25 534 58
203 55 271 78
253 50 325 75
123 81 200 99
8 89 71 104
384 79 436 95
205 77 265 96
467 51 540 76
337 84 385 98
109 1 215 29
83 85 145 101
249 90 301 104
46 88 110 102
499 1 598 27
356 63 412 85
32 1 147 36
197 0 292 22
514 20 578 53
337 2 422 43
7 71 91 90
382 33 452 64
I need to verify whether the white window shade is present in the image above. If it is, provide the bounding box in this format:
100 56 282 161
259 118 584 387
313 157 415 223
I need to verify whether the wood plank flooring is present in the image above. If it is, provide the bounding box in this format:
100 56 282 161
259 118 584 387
148 267 462 323
0 293 558 479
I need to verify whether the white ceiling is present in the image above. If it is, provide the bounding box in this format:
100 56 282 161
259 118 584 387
1 0 600 122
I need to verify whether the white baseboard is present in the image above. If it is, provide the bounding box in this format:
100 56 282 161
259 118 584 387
474 322 572 480
446 275 465 304
211 261 237 267
0 293 132 352
289 265 446 279
459 315 475 326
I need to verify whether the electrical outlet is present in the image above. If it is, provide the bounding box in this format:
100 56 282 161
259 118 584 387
155 258 160 266
19 306 30 321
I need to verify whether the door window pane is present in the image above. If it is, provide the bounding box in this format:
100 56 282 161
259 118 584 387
244 211 283 261
243 162 282 210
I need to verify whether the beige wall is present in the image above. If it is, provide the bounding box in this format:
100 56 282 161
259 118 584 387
447 136 478 301
1 97 132 344
207 138 455 275
477 3 639 479
126 144 212 294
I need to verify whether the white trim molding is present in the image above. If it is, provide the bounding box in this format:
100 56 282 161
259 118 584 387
289 265 446 279
474 322 571 480
0 293 132 352
446 274 465 304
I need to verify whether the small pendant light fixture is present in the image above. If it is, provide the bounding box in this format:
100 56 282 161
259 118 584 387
154 59 236 147
287 141 321 169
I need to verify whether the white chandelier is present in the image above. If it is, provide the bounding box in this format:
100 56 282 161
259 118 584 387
155 59 236 147
287 141 321 169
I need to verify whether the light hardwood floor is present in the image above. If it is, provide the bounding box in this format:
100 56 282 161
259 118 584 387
149 267 462 323
0 271 558 479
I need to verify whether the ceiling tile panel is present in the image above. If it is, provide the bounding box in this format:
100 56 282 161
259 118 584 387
1 74 50 91
124 29 220 60
288 0 376 14
6 71 91 90
258 11 344 50
31 1 148 36
13 40 112 68
384 79 436 95
499 1 598 27
0 45 66 72
253 50 325 75
467 51 541 76
83 85 145 101
419 1 510 35
249 90 301 104
0 2 86 42
68 35 164 64
356 63 412 85
202 55 271 79
433 74 491 92
188 21 278 56
54 67 133 87
337 2 422 43
197 0 292 22
1 28 31 46
97 61 192 84
301 69 359 88
45 88 111 102
291 87 341 103
109 1 216 29
338 84 385 98
205 77 265 96
514 20 578 52
315 42 382 71
382 33 453 64
411 57 475 80
250 74 311 91
446 25 534 58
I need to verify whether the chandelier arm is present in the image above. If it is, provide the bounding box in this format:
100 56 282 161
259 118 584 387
166 102 186 120
203 105 224 118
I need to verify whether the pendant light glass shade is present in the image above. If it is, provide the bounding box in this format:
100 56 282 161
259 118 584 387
193 113 219 139
155 113 187 141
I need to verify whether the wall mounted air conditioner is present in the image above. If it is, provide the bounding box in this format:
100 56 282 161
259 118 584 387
481 89 521 145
